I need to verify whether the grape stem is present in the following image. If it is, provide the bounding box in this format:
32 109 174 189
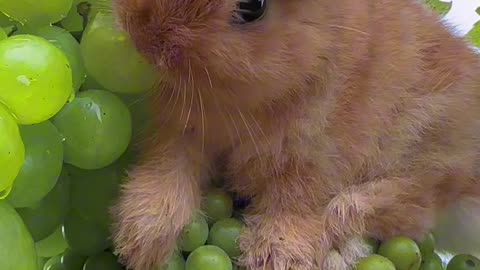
4 25 17 36
77 2 92 30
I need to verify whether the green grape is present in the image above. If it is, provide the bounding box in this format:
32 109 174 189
424 0 451 15
11 24 42 35
446 254 480 270
26 26 87 92
0 34 73 124
419 253 444 270
418 233 435 259
10 25 87 89
61 0 113 33
467 22 480 48
117 93 153 141
52 89 132 169
38 256 48 270
0 201 37 270
0 26 6 40
2 25 14 36
207 218 244 258
355 254 396 270
186 245 233 270
0 11 14 27
0 103 24 198
89 0 113 18
43 255 65 270
60 248 88 270
179 214 210 252
156 253 186 270
16 168 71 241
0 0 73 26
60 0 86 33
203 188 234 225
36 225 68 258
7 121 63 208
67 163 122 228
378 236 422 270
81 73 104 91
62 210 110 256
80 12 157 94
83 252 124 270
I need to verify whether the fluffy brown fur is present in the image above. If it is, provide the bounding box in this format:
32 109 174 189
110 0 480 269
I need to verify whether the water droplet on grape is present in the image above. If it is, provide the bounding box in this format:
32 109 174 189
16 75 31 86
84 101 103 122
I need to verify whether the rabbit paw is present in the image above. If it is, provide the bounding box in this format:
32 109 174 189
322 236 374 270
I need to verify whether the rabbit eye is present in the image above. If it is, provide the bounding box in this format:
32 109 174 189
234 0 266 24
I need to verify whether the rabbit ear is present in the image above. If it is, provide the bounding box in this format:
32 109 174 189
433 197 480 258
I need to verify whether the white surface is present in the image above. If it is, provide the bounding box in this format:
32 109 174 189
441 0 480 36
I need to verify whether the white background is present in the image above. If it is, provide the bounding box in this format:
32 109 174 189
441 0 480 36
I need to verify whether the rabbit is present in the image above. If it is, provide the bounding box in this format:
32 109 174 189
110 0 480 269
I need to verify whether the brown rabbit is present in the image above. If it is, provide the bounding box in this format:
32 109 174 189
110 0 480 269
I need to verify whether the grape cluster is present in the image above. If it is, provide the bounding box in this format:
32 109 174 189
355 234 480 270
161 186 248 270
424 0 452 16
0 1 479 270
0 1 244 269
